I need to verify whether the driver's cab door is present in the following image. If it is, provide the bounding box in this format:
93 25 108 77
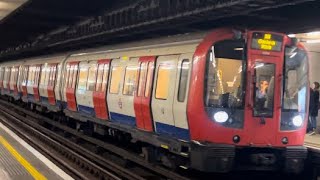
245 31 285 145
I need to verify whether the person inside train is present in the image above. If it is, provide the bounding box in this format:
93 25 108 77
255 80 269 111
308 81 320 135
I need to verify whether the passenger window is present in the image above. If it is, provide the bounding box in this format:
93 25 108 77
155 65 172 100
110 66 123 94
10 67 15 85
178 59 190 102
44 66 50 86
48 66 53 86
52 65 57 86
96 64 104 92
87 64 97 91
65 65 70 88
123 66 138 96
138 63 147 97
40 65 46 85
78 66 88 90
28 67 34 86
72 65 78 88
101 64 109 92
68 65 75 88
145 62 154 97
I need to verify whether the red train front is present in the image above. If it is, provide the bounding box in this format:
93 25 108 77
188 29 308 173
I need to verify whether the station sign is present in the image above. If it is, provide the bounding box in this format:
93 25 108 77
251 32 283 52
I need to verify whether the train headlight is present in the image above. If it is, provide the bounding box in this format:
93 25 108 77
214 111 229 123
292 115 303 127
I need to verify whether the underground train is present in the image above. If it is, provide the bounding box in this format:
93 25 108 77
0 28 309 173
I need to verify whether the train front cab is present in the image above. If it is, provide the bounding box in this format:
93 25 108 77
188 29 308 173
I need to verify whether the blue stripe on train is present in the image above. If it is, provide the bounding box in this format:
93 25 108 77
41 96 49 105
78 105 95 116
62 104 189 141
27 94 34 101
155 122 190 141
110 112 136 127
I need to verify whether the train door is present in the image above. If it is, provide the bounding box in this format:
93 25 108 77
21 66 29 100
107 59 124 123
152 55 179 138
11 66 19 96
66 62 79 111
172 53 193 140
54 64 62 107
245 32 284 145
93 59 111 120
76 61 97 115
33 65 41 102
134 56 156 132
39 64 49 103
48 64 57 105
17 66 23 97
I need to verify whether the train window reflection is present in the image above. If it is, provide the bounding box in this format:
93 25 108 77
283 47 308 114
205 40 245 109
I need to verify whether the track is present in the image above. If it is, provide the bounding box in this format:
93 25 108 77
0 99 189 180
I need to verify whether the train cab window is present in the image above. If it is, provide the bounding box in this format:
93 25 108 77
253 62 275 117
155 65 172 100
204 40 246 128
145 62 154 97
87 64 97 91
138 63 147 97
178 59 190 102
283 47 308 113
205 40 246 108
123 66 138 96
110 66 123 94
78 66 88 90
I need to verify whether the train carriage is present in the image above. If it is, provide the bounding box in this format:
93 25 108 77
0 28 310 173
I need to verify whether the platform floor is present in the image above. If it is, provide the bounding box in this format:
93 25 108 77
0 122 73 180
305 133 320 149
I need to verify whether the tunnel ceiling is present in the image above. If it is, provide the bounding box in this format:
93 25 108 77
0 0 319 60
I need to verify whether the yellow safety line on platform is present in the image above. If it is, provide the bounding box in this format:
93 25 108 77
0 136 47 180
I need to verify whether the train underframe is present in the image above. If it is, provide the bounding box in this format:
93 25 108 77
5 96 308 174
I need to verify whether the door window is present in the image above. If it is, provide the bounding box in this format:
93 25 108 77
177 59 190 102
253 62 275 117
123 66 138 96
138 63 147 97
110 66 123 94
155 65 172 100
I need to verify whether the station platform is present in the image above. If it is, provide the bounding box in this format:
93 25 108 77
0 122 73 180
305 134 320 149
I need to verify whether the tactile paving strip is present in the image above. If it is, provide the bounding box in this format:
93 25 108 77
0 143 33 180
